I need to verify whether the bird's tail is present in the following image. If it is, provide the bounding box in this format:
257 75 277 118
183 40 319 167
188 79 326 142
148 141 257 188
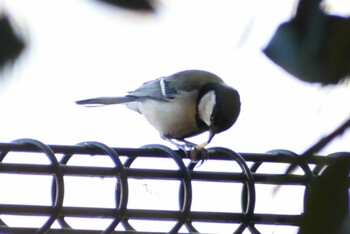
76 96 137 106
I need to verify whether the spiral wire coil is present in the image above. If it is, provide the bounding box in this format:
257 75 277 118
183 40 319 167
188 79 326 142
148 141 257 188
0 138 347 233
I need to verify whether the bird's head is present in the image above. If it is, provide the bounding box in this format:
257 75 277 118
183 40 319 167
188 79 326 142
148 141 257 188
196 82 241 146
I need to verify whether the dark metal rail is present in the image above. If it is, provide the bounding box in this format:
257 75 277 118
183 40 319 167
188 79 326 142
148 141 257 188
0 138 348 234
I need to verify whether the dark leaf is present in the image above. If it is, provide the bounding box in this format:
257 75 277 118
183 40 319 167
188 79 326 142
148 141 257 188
95 0 155 12
263 0 350 84
299 155 350 234
338 213 350 234
0 14 26 75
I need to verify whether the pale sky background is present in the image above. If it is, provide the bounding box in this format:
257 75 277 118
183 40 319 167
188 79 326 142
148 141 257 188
0 0 349 233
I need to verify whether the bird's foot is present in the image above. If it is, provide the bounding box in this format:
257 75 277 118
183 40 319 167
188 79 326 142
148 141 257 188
189 146 209 165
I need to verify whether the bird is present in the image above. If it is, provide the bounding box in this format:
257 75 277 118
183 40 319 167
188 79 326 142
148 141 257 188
76 70 241 160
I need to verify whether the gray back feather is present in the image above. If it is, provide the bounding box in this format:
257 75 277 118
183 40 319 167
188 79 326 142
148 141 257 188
128 70 224 101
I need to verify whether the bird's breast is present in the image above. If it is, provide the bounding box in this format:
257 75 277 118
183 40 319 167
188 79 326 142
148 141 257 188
135 91 202 139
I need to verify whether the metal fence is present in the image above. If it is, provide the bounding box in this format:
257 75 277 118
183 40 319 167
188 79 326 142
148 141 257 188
0 138 347 234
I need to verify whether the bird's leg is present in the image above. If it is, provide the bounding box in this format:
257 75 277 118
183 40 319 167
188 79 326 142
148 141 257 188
161 136 196 151
161 136 208 163
180 139 199 149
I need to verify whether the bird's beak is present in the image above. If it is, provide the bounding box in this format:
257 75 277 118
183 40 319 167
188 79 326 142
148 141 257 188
196 130 216 150
207 130 216 144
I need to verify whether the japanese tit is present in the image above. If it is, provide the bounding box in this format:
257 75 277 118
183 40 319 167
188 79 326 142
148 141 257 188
76 70 240 152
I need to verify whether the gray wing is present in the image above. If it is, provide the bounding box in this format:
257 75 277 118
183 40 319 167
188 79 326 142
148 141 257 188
127 77 177 101
128 70 224 101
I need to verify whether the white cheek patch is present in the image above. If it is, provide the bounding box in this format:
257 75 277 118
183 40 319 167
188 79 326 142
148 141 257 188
198 91 216 127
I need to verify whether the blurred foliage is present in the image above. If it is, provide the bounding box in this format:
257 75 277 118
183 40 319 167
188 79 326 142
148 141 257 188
282 118 350 234
300 154 350 234
264 0 350 84
285 117 350 174
94 0 156 12
0 13 26 79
